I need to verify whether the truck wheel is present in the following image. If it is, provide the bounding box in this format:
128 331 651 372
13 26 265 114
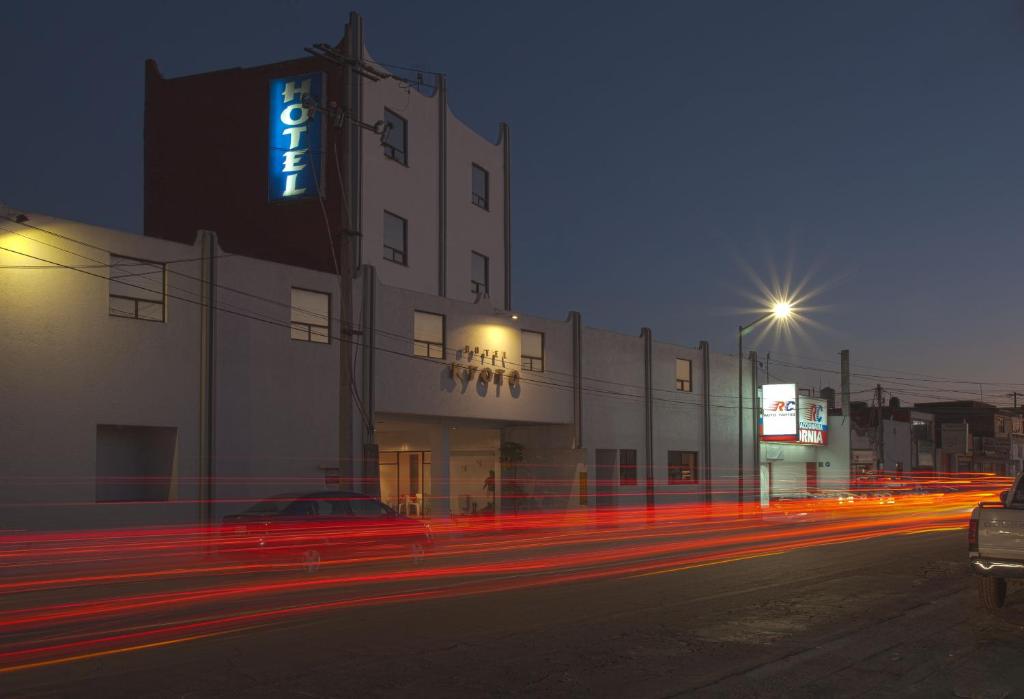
978 576 1007 609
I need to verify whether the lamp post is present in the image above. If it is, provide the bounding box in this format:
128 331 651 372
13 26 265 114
738 302 792 508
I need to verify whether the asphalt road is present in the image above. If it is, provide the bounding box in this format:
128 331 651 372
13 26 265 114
5 529 1024 698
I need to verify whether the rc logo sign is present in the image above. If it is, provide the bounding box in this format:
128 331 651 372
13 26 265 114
268 73 325 201
761 384 798 441
797 396 829 446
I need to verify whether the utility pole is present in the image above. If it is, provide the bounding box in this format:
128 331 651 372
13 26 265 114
840 350 850 416
738 325 744 509
840 349 851 484
1011 392 1019 409
876 384 885 472
765 352 770 384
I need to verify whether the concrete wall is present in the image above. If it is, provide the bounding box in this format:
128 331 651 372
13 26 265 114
211 252 346 518
0 215 349 530
3 215 816 530
0 215 204 530
445 112 506 306
359 51 507 306
371 281 574 424
580 327 647 508
650 341 704 503
360 54 440 296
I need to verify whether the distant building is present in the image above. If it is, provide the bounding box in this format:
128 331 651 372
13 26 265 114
849 401 937 474
912 401 1024 476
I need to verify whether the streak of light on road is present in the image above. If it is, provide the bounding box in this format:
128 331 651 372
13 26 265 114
0 473 1007 672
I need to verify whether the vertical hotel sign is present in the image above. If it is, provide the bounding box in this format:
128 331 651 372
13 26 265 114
268 73 325 201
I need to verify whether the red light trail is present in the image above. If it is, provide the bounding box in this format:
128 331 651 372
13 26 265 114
0 473 1007 674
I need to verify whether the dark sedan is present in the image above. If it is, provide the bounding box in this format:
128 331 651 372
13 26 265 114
218 491 433 572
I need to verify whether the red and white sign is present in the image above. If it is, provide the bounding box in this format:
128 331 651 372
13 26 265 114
797 397 829 446
761 384 798 442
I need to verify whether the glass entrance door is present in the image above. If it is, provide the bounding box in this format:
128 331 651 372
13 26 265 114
379 451 430 517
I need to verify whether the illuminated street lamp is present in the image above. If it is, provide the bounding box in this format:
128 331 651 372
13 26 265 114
738 301 793 507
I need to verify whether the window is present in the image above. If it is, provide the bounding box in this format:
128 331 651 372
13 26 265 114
349 497 389 517
291 288 330 343
383 211 407 265
521 330 544 371
472 164 489 209
471 251 489 297
383 109 407 165
675 358 692 392
283 498 319 517
414 310 445 359
95 425 177 502
109 254 165 322
668 451 699 484
619 449 637 486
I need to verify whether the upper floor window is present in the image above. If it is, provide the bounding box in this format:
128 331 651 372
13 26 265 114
675 358 692 392
383 109 407 165
109 254 166 322
413 310 445 359
472 164 489 209
668 451 698 484
521 330 544 372
383 211 407 265
471 251 489 297
290 288 330 343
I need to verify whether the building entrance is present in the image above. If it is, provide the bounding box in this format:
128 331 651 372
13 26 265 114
379 451 430 517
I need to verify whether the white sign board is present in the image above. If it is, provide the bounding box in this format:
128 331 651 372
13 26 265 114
761 383 797 441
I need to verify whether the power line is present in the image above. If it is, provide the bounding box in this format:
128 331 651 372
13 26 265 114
0 239 765 415
0 217 757 405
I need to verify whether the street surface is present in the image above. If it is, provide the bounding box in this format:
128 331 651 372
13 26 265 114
5 509 1024 697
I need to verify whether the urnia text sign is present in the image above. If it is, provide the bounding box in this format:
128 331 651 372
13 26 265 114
268 73 325 201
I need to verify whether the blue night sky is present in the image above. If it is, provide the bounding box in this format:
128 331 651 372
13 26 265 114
4 1 1024 402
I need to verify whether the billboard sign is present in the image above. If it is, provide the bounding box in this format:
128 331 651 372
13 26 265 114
761 384 798 441
268 73 325 202
797 396 829 445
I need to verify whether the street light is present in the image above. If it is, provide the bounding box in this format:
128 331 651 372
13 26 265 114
738 301 793 508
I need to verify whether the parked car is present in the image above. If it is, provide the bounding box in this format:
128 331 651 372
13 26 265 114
969 475 1024 608
218 491 433 572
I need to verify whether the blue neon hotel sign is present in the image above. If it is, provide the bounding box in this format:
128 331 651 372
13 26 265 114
268 73 325 201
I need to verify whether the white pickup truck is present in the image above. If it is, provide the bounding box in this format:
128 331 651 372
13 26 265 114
969 474 1024 608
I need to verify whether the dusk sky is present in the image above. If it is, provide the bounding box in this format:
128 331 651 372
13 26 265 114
4 0 1024 403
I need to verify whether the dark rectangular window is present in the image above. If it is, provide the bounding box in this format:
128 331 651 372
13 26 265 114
414 310 445 359
383 109 407 165
96 425 177 502
676 358 692 392
521 330 544 371
668 451 699 484
619 449 637 486
109 254 166 322
472 164 489 209
383 211 407 265
291 288 330 343
471 251 489 297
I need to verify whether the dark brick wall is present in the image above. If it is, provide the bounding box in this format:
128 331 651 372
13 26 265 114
144 54 347 273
